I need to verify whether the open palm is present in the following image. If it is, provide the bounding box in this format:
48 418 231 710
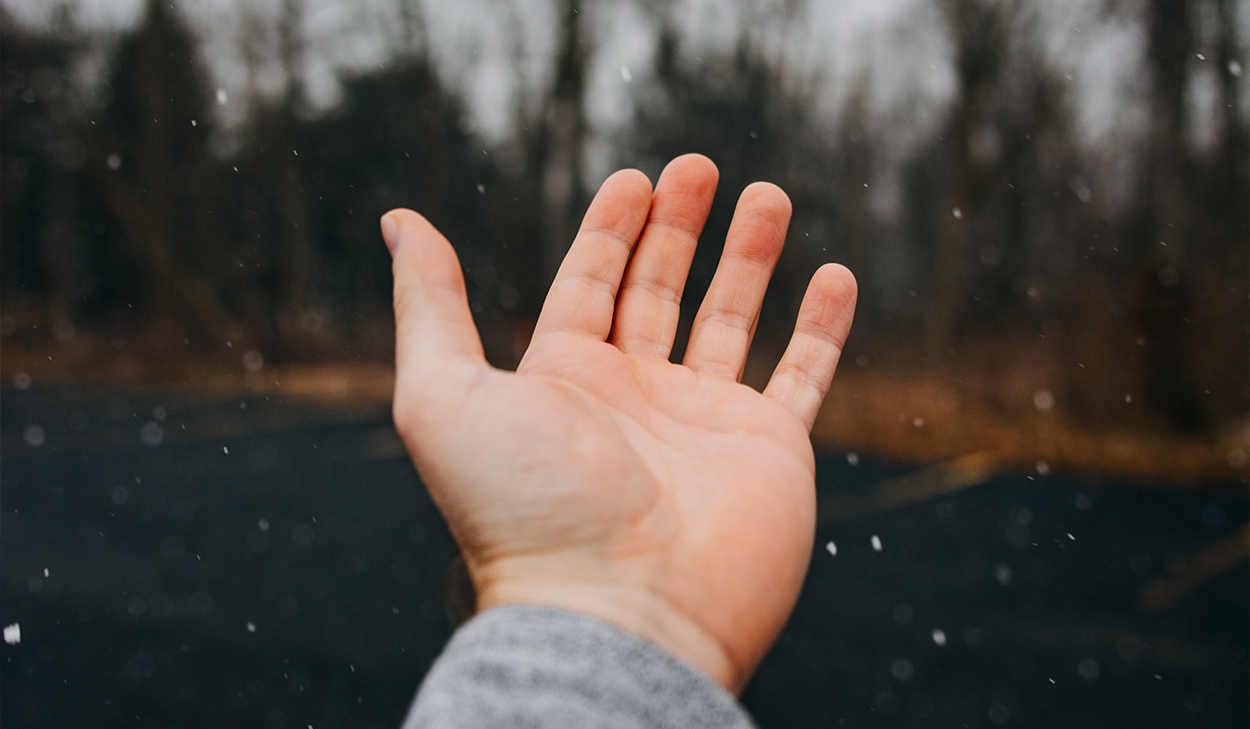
383 155 856 692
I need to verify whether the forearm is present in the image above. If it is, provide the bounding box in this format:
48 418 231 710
473 551 742 692
401 605 756 729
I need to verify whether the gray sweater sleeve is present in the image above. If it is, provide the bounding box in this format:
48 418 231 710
400 605 756 729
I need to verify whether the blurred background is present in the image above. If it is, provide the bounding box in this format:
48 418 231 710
1 0 1247 727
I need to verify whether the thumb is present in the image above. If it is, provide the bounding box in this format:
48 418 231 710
383 209 488 391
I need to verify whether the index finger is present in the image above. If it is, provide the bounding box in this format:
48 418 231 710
530 169 653 343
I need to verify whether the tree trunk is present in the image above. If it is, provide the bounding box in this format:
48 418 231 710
276 0 317 349
1136 0 1206 431
538 0 588 288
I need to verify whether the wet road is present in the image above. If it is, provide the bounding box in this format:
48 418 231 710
2 386 1246 728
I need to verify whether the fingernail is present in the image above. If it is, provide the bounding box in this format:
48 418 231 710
380 213 400 256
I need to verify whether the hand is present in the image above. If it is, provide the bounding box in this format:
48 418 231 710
382 154 856 693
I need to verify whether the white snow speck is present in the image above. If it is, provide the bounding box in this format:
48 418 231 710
952 207 962 219
242 350 264 373
932 628 947 646
1067 533 1075 541
825 541 837 557
912 417 925 427
620 65 632 82
1033 389 1054 411
1078 657 1100 681
3 623 20 645
140 422 164 446
223 446 229 454
871 535 882 552
43 568 48 577
247 622 256 633
191 119 197 127
846 452 859 466
1035 461 1050 475
23 425 45 447
216 88 228 105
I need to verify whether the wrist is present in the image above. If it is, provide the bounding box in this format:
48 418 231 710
472 557 744 693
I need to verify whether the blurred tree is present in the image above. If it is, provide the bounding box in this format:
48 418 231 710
0 7 83 321
0 0 1242 428
536 0 589 288
395 0 427 56
925 0 1013 357
273 0 316 347
93 0 228 343
290 47 488 358
1133 0 1208 431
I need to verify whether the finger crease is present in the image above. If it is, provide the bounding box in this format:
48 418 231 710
775 359 826 395
793 321 848 349
621 277 683 305
563 271 620 298
612 335 670 358
723 247 778 271
578 225 639 252
644 217 702 240
697 308 755 332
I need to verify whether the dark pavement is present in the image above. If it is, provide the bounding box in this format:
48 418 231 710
2 386 1246 728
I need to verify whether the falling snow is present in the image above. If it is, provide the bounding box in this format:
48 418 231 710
24 425 45 447
140 422 164 446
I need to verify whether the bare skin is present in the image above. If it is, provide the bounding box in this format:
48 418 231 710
382 154 857 694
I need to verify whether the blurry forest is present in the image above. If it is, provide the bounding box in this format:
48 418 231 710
1 0 1247 466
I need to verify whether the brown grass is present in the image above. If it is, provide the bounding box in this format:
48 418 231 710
812 368 1247 486
3 337 1246 487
